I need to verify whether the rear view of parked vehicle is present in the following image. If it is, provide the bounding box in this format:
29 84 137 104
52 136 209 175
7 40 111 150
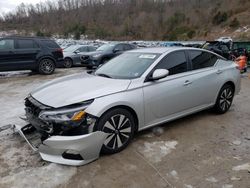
0 36 64 75
16 47 241 166
80 43 136 69
63 45 96 68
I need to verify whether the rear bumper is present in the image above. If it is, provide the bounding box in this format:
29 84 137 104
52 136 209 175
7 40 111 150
55 59 65 68
15 124 108 166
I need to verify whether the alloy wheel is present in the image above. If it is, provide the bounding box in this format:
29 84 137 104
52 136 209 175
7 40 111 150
40 59 54 74
102 114 132 150
219 88 233 112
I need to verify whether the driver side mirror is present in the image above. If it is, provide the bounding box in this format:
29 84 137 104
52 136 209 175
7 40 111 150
150 69 169 81
113 49 121 53
74 50 80 54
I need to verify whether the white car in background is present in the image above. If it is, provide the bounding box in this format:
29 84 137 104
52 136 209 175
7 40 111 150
16 47 241 166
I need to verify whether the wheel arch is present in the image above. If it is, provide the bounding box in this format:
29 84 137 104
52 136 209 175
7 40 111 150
64 56 73 61
38 56 56 65
97 105 139 133
223 81 235 93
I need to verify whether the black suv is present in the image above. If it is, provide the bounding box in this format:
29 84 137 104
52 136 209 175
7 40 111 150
80 43 136 69
0 37 64 75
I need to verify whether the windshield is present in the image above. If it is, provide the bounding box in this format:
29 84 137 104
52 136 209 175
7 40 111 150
97 44 115 51
95 52 160 79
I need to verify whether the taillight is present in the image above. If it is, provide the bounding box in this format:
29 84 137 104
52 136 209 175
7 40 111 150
56 48 63 53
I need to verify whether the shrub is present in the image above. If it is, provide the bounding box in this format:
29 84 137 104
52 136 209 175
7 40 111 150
229 18 240 28
212 11 228 25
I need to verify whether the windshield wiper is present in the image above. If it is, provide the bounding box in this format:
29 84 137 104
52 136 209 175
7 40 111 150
96 73 112 78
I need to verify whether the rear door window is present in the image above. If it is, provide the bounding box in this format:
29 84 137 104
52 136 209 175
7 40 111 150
88 46 96 52
189 51 218 70
155 51 188 75
40 40 60 48
124 44 133 50
0 39 14 50
16 39 39 49
114 44 125 52
79 46 88 52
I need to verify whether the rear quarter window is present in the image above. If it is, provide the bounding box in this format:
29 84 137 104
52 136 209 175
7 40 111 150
189 51 219 70
40 40 60 49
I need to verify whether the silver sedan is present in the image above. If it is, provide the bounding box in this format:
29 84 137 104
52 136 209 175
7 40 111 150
17 47 241 166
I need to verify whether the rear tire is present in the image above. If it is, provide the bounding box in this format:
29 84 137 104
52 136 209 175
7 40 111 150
214 84 234 114
64 58 73 68
38 59 55 75
95 108 136 154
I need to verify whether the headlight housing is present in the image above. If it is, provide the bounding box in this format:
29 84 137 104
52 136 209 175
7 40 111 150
92 54 102 59
39 100 93 123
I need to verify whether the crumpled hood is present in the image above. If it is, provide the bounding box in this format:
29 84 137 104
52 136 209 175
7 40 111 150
31 73 131 108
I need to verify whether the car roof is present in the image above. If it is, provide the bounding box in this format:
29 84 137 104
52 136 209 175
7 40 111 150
1 36 51 40
129 47 200 54
128 47 227 59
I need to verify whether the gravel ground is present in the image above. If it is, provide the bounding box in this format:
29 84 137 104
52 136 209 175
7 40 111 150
0 68 249 188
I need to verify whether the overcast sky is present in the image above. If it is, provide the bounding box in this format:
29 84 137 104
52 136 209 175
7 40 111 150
0 0 50 14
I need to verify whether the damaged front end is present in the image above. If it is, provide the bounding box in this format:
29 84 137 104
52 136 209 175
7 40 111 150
16 96 108 166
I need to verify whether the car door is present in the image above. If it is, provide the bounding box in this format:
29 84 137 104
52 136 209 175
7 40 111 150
187 50 222 106
0 39 16 71
14 39 41 69
113 44 125 57
143 50 197 127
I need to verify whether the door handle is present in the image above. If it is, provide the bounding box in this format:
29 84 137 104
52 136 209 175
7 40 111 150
216 69 223 74
184 80 192 86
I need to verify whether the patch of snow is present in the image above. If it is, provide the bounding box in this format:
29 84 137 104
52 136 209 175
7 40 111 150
222 184 233 188
126 164 137 171
231 140 242 146
184 184 193 188
232 163 250 171
230 176 241 181
137 140 178 163
0 163 77 188
170 170 179 180
206 177 218 183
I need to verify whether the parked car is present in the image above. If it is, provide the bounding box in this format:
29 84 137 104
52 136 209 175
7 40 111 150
80 43 137 69
0 36 64 75
202 41 232 59
63 45 96 68
217 37 233 43
16 47 240 166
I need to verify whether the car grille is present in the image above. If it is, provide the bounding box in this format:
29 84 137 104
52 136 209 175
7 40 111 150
80 55 90 62
25 96 53 135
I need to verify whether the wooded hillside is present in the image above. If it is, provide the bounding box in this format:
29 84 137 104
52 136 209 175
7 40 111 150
0 0 250 40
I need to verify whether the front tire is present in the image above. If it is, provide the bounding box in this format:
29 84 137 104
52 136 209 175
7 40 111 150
214 84 234 114
38 59 55 75
96 108 136 154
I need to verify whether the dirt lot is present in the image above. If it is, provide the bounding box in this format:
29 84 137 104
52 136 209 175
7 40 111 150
0 68 249 188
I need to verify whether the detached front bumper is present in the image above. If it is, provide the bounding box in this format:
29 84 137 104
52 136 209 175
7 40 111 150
15 124 108 166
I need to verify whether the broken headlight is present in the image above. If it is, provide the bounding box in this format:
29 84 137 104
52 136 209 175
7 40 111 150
38 100 94 124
